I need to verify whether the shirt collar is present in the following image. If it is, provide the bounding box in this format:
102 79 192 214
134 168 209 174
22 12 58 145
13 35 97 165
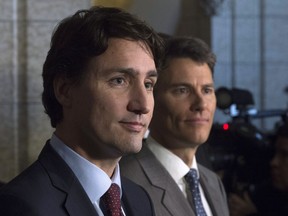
146 135 199 181
50 134 122 204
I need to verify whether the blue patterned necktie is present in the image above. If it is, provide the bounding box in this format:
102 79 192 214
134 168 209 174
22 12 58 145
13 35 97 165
185 169 207 216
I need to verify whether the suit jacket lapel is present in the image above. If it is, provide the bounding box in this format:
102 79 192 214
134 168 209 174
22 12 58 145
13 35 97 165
199 166 226 216
136 145 195 216
64 181 98 216
38 142 98 216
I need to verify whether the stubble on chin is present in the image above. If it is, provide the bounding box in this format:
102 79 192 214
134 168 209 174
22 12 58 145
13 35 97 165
113 131 144 156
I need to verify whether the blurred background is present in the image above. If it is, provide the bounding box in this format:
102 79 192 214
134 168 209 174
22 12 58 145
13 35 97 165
0 0 287 189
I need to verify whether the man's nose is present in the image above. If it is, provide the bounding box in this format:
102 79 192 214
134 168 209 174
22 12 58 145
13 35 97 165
127 85 151 115
190 92 207 112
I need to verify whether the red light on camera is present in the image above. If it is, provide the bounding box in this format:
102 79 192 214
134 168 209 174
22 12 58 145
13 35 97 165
223 123 229 130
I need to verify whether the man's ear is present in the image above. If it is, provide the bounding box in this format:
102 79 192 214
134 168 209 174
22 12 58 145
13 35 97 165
53 77 73 107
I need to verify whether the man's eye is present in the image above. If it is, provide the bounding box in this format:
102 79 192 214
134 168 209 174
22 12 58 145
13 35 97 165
174 87 189 94
203 87 214 94
110 77 125 85
145 82 154 91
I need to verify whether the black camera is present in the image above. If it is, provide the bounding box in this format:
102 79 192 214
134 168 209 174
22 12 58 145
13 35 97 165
205 87 288 194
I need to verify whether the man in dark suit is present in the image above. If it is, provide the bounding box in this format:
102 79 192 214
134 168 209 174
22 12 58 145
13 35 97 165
0 6 164 216
120 36 229 216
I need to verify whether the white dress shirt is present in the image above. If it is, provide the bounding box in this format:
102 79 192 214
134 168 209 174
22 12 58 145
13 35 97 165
50 134 125 216
146 135 213 216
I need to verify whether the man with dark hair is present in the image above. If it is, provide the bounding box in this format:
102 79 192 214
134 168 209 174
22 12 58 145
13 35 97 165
121 36 229 216
0 6 163 216
229 122 288 216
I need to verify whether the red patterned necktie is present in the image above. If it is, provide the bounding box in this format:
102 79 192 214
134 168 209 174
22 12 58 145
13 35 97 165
101 183 123 216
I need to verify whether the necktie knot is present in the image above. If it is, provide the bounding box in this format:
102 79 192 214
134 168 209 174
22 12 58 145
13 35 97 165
185 168 199 188
101 183 122 216
185 169 207 216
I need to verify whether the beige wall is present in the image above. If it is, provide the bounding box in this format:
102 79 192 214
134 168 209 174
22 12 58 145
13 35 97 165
0 0 90 182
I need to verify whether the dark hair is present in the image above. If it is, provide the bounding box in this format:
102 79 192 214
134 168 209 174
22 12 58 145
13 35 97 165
42 6 164 128
161 36 216 75
276 122 288 138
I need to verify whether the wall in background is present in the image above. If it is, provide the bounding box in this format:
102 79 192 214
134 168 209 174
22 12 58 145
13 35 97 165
0 0 287 182
0 0 91 182
211 0 288 131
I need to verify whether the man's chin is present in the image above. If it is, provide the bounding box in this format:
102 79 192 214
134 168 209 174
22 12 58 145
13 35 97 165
122 140 143 155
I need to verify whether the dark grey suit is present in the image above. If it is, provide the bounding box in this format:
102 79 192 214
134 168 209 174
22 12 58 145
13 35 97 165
120 143 229 216
0 142 155 216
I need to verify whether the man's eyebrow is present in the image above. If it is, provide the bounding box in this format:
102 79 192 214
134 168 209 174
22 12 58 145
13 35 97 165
114 67 158 78
147 70 158 78
203 83 215 88
167 82 215 89
169 83 190 87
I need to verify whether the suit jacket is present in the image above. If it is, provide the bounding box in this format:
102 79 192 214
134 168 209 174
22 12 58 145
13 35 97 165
120 143 229 216
0 142 154 216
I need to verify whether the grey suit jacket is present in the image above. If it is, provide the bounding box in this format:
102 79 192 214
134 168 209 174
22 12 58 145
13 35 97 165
0 142 155 216
120 143 229 216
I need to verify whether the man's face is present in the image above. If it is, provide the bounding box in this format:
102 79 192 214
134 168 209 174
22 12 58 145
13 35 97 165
270 136 288 191
151 58 216 149
64 38 157 159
